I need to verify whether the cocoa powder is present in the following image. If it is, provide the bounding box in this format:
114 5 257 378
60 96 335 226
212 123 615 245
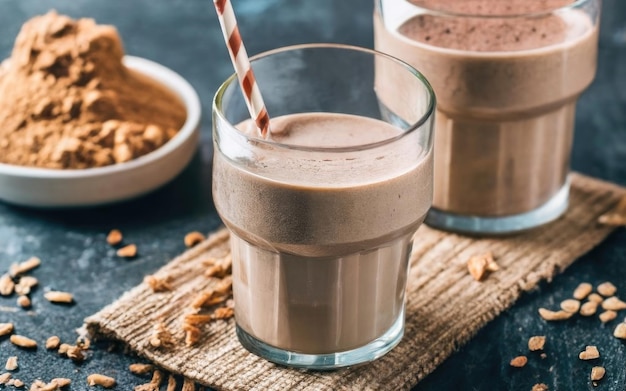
0 11 186 169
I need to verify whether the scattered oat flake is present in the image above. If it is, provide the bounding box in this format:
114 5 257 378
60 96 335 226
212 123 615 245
599 310 617 323
0 274 15 296
135 370 164 391
213 307 234 320
5 356 17 371
46 336 61 350
538 308 573 321
602 296 626 311
0 373 10 384
144 275 172 293
9 257 41 277
532 384 549 391
129 363 154 375
87 374 116 388
76 335 91 350
106 229 123 246
613 323 626 339
0 323 14 336
528 336 546 351
13 378 23 388
67 345 85 362
573 282 593 300
184 231 205 248
579 345 600 360
591 366 605 381
52 378 71 387
509 355 527 368
597 282 617 297
9 335 37 349
184 324 201 347
560 299 581 313
117 244 137 258
17 295 31 308
588 293 604 303
44 291 73 304
580 301 598 317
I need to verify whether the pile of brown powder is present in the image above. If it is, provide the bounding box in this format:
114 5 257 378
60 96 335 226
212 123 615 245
0 11 187 169
402 0 575 52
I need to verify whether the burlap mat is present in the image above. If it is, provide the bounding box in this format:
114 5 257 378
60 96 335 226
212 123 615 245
85 173 626 391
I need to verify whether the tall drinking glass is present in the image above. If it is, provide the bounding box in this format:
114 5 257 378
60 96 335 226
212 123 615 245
212 44 435 369
375 0 600 234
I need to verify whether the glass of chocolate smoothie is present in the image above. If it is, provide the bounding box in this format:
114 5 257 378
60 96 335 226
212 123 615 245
212 44 435 369
375 0 600 234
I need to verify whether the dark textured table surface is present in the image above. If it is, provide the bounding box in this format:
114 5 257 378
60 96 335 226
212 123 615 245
0 1 625 390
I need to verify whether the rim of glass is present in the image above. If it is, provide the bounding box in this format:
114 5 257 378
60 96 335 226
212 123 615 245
394 0 591 19
212 43 436 153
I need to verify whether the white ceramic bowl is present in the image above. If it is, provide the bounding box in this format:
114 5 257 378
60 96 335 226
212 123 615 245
0 56 201 208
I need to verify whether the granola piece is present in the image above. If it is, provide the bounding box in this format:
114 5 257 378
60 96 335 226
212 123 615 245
591 366 605 381
588 293 604 303
144 275 172 293
573 282 593 300
509 355 527 368
613 323 626 339
106 229 123 246
10 335 37 349
46 336 61 350
13 378 24 388
183 323 201 347
66 345 84 362
0 373 11 384
134 370 163 391
184 231 205 248
148 322 173 349
17 295 31 308
599 310 617 323
602 296 626 311
213 307 234 320
87 374 116 388
538 308 573 321
532 384 549 391
44 291 74 304
579 345 600 360
58 343 71 355
560 299 581 313
76 336 91 350
5 356 17 371
528 336 546 352
467 254 488 281
184 314 213 326
129 363 154 375
0 274 15 296
214 276 233 295
597 282 617 297
0 323 14 337
9 257 41 277
117 244 137 258
580 301 599 317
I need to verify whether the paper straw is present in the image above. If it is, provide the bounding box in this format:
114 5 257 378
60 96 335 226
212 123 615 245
213 0 271 137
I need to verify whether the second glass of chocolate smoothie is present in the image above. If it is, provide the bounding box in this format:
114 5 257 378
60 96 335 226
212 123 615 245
375 0 600 234
212 44 435 369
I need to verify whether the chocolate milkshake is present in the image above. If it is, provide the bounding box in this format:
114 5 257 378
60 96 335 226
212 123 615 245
375 0 599 232
213 112 433 354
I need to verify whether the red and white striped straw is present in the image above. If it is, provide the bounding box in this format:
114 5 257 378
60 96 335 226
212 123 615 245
213 0 271 138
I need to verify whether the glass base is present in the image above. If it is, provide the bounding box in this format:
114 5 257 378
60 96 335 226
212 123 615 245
425 181 570 235
235 308 405 370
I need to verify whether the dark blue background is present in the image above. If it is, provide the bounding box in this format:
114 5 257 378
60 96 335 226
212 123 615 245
0 1 624 390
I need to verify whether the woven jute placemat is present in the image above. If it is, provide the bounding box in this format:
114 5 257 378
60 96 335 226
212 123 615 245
85 173 626 391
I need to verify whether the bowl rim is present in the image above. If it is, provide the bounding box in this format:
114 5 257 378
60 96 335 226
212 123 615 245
0 55 201 179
